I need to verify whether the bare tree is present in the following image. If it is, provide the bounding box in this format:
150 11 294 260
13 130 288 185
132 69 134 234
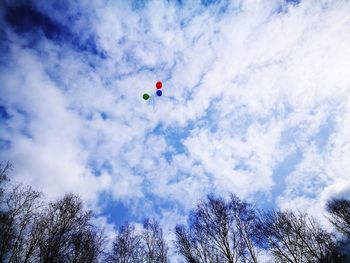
4 161 349 263
326 198 350 262
327 198 350 238
142 219 168 263
195 195 240 263
0 161 11 192
175 225 198 263
69 227 105 263
175 223 220 263
0 168 105 263
175 195 259 263
0 161 14 262
0 161 43 263
37 193 104 263
257 210 335 263
5 185 43 263
107 219 169 263
107 222 144 263
229 194 259 263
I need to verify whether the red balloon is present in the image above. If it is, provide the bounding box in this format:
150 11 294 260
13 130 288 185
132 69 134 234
156 81 162 89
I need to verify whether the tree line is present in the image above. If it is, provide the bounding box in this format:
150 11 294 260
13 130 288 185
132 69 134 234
1 161 349 262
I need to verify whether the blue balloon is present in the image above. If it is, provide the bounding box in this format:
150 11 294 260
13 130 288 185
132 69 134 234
156 90 162 96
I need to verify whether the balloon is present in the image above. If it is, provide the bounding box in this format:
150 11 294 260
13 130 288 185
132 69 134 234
143 93 150 100
143 81 163 101
156 81 162 89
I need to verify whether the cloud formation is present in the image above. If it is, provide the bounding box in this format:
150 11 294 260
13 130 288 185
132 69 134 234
1 0 350 249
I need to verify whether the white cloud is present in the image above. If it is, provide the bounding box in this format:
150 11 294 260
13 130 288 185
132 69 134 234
1 1 350 255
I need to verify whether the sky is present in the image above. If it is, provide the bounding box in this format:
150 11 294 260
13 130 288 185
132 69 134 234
1 0 350 258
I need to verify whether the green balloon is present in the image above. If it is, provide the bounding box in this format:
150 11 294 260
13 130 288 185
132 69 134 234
143 93 150 100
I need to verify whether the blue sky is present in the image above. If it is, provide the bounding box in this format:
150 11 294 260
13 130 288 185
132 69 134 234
1 0 350 257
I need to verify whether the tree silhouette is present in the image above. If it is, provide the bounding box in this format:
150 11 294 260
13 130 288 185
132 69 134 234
107 222 144 263
5 185 42 262
1 160 350 262
142 219 168 263
0 161 12 262
107 219 168 263
37 194 105 263
257 210 335 263
326 198 350 262
0 163 105 263
327 198 350 239
175 194 259 263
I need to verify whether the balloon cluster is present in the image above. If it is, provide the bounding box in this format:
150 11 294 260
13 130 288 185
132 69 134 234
143 81 163 100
